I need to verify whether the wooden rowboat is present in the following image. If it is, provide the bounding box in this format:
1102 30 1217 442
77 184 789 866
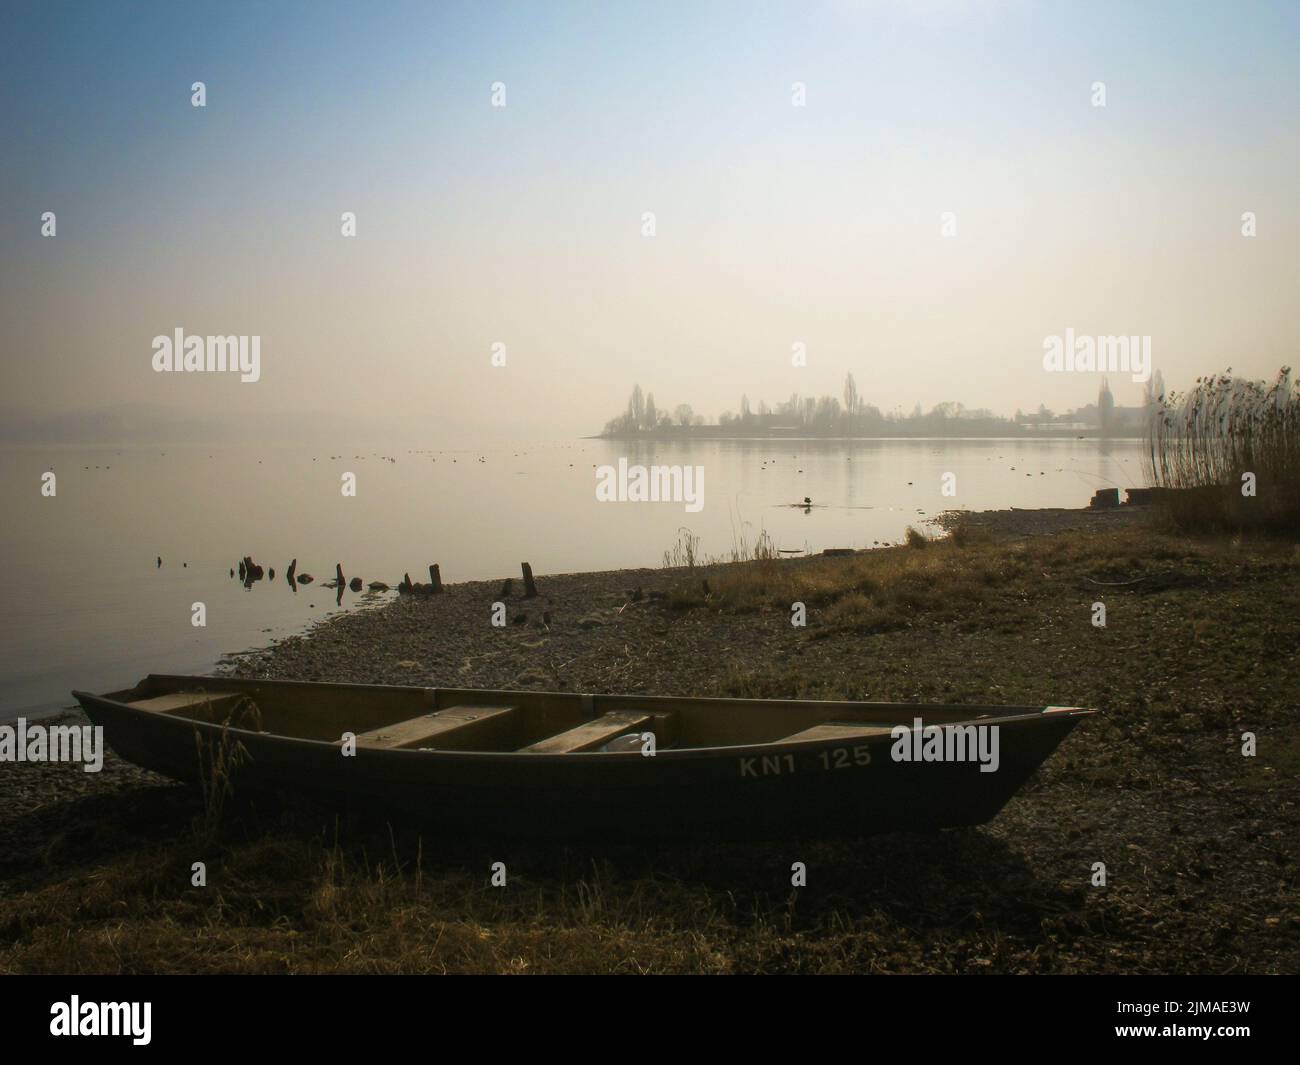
73 675 1095 841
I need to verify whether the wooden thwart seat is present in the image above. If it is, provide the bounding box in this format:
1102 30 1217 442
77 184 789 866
523 710 655 754
778 722 897 744
129 691 247 719
346 704 517 750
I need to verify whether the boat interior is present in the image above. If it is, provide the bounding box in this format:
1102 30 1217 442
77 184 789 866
101 674 1060 753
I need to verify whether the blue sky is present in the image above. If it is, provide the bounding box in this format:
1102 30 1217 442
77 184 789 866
3 0 1297 438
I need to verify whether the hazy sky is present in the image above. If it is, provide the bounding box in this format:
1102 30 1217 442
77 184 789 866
2 0 1297 442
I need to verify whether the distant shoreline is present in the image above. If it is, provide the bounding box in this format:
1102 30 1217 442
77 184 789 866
593 430 1145 442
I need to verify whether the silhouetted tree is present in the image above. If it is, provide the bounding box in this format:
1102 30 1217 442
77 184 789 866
629 384 645 430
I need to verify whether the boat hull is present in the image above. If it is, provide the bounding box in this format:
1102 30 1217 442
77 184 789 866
73 679 1089 841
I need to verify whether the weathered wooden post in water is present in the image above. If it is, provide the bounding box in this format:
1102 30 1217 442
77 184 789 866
522 562 538 598
429 564 443 593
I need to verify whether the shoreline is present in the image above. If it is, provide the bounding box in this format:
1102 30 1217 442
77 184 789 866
219 505 1152 691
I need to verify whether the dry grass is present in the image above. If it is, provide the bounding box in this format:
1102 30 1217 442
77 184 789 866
662 527 702 569
0 806 1010 974
664 517 1203 635
663 524 782 569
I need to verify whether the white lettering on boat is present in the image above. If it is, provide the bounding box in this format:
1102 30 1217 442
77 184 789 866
739 753 797 777
818 746 872 769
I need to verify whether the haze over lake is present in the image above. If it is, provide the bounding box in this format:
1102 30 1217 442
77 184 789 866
1 436 1145 718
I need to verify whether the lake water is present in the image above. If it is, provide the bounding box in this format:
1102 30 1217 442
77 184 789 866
0 436 1147 718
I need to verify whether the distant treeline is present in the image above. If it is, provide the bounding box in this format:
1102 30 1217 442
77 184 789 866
600 375 1156 439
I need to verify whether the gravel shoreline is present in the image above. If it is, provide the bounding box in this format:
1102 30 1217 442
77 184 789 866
221 504 1154 693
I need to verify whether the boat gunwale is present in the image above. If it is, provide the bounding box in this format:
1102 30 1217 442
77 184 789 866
138 673 1095 718
72 676 1098 764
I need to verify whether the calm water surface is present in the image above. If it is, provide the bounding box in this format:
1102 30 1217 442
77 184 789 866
0 437 1146 717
